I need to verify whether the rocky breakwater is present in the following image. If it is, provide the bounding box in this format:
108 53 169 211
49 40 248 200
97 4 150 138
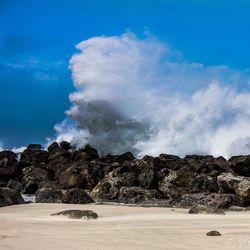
0 142 249 211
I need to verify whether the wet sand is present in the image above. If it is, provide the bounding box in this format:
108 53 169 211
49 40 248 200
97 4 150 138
0 203 249 250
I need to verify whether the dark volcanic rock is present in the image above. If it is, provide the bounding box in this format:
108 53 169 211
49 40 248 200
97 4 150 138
199 193 244 209
27 144 42 151
91 167 136 200
229 155 250 177
60 141 72 150
0 151 17 167
0 188 25 207
57 163 94 190
130 155 166 190
62 188 94 204
36 187 94 204
184 155 228 176
36 186 63 203
206 230 222 236
6 180 23 192
47 142 60 153
80 145 99 160
118 186 161 203
188 204 225 215
22 167 53 194
217 173 250 205
19 149 48 168
159 169 214 199
101 152 135 165
51 210 98 219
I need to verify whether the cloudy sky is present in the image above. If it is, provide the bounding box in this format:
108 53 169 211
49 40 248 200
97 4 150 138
1 0 250 157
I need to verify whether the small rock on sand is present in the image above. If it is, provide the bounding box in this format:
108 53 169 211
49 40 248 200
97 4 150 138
51 210 98 219
206 230 222 236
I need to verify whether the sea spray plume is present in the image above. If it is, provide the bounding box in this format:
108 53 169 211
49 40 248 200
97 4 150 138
54 32 250 157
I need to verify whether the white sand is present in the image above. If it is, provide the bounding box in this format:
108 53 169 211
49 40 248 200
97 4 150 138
0 203 250 250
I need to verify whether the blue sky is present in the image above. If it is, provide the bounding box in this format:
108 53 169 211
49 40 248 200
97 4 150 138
1 0 250 148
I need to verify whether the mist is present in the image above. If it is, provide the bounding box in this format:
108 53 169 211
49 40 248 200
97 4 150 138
52 32 250 158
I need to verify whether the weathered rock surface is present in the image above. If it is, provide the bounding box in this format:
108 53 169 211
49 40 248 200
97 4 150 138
217 173 250 205
0 188 25 207
118 186 161 203
36 187 94 204
206 230 222 236
51 210 98 219
188 204 225 215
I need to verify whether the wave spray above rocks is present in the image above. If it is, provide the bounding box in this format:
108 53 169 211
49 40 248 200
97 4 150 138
52 32 250 158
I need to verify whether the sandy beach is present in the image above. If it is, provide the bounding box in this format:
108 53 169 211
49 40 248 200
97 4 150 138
0 203 249 250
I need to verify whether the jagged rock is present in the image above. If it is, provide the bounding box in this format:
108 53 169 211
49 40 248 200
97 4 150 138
91 167 136 200
184 155 228 176
175 193 208 207
130 155 166 190
101 152 135 164
118 186 161 203
217 173 250 204
36 187 63 203
199 193 244 209
27 144 42 151
206 230 222 236
47 142 60 152
6 180 23 192
36 187 94 204
188 204 225 215
61 188 94 204
0 151 17 167
19 149 48 168
47 147 71 162
227 206 246 211
172 193 243 209
229 155 250 177
0 188 25 207
57 163 94 190
158 154 182 170
80 145 99 160
60 141 72 150
0 165 21 181
22 167 53 194
0 151 20 181
159 169 212 198
51 210 98 219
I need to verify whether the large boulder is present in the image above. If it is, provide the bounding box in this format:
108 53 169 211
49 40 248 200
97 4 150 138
91 166 136 200
61 188 94 204
188 204 225 215
118 186 161 203
47 142 60 153
0 151 17 167
60 141 72 150
57 163 94 190
228 155 250 177
130 155 166 190
22 167 53 194
159 169 217 198
0 188 25 207
199 193 245 209
6 180 23 193
19 149 48 168
184 155 228 176
36 187 94 204
217 173 250 205
101 152 135 165
0 151 21 181
79 145 99 160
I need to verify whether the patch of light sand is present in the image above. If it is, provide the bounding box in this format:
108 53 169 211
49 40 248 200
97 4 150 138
0 203 250 250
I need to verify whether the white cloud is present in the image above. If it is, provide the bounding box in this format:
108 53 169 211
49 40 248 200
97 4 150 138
54 32 250 158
